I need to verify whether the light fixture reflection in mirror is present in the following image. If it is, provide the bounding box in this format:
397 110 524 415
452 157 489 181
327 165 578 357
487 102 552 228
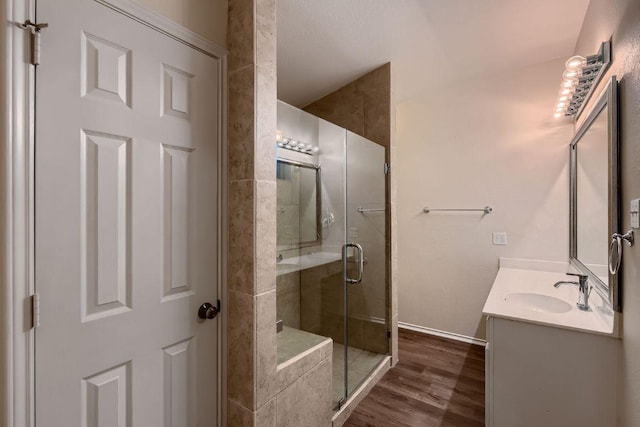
276 130 320 156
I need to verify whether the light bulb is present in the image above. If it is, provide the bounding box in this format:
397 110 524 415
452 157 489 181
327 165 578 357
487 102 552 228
554 112 563 119
565 55 586 70
277 142 284 147
312 146 320 153
559 95 570 102
560 87 573 96
289 140 298 147
563 70 579 80
561 79 576 88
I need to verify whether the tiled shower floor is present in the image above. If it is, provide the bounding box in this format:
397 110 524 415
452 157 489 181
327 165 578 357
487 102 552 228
332 342 386 407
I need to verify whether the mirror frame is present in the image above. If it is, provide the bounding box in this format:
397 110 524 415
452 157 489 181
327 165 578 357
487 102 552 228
276 158 322 248
570 76 620 311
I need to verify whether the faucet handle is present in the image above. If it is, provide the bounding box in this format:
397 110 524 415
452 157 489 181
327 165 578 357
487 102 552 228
566 272 588 286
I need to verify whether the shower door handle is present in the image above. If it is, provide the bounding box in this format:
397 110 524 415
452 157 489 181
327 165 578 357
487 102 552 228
343 243 364 284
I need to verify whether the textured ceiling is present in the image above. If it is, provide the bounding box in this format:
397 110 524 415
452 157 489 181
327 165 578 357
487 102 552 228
277 0 591 107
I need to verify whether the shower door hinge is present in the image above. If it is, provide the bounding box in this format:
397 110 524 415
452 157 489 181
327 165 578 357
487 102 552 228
31 294 40 329
21 20 49 66
384 163 390 176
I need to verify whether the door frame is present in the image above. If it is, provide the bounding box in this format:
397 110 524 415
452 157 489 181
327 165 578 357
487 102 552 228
0 1 228 426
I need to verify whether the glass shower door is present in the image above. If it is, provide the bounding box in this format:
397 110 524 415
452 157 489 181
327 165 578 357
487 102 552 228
276 100 388 410
340 131 388 405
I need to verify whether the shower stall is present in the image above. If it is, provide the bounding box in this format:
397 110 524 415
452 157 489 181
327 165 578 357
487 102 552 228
275 101 389 410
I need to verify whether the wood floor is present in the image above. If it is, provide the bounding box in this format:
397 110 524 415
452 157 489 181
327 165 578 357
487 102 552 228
344 328 485 427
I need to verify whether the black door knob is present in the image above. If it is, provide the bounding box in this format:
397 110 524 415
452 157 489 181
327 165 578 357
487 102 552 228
198 302 219 320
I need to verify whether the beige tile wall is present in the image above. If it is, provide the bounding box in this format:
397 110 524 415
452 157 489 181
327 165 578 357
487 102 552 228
226 1 334 425
276 272 300 329
292 260 389 355
303 64 391 149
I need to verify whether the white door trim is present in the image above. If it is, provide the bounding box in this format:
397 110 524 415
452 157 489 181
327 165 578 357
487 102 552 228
94 0 227 59
2 1 37 426
0 2 228 426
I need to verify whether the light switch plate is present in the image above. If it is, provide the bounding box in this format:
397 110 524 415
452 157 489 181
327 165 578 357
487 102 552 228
493 232 507 245
631 199 640 229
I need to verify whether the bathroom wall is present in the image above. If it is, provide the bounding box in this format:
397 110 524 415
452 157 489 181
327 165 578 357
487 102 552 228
133 0 227 46
396 58 574 339
572 0 640 425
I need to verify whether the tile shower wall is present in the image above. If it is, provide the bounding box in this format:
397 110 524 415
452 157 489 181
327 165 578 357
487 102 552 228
303 64 392 149
226 1 332 425
276 271 300 329
296 260 387 355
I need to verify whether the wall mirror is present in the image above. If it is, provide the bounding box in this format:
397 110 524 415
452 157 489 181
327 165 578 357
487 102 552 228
276 159 322 248
570 76 620 311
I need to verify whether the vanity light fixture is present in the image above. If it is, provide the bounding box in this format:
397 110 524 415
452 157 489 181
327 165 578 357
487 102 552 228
553 41 611 119
276 130 320 155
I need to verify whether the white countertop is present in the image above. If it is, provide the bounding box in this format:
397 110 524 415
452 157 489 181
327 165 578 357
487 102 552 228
483 259 617 337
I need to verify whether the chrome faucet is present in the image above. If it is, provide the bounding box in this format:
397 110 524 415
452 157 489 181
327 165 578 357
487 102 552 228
554 273 591 311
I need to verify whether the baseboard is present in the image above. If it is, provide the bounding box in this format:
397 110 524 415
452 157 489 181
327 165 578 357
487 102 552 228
398 322 487 347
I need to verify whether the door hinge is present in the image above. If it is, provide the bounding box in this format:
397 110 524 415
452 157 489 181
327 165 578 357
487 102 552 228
386 329 391 340
21 20 49 66
31 294 40 329
384 162 390 176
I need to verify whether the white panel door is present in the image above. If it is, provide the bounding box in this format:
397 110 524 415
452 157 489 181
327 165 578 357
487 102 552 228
35 1 220 425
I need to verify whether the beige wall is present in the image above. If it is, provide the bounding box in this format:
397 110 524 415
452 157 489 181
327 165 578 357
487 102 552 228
572 1 640 425
396 58 574 339
134 0 227 46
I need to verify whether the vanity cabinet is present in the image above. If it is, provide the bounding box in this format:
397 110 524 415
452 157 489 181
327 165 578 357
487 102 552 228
485 316 619 427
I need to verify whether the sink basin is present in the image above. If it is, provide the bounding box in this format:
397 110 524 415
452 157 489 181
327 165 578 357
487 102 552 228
276 263 299 272
504 292 572 314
